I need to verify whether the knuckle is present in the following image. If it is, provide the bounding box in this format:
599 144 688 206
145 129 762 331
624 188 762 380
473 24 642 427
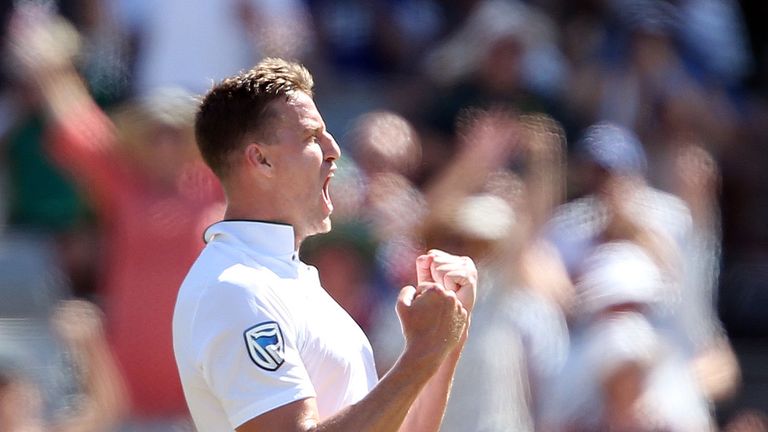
447 292 460 305
436 291 455 307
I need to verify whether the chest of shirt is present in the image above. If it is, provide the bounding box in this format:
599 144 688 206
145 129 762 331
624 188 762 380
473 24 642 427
278 274 374 369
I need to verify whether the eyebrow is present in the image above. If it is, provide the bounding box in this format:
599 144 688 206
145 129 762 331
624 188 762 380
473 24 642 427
303 121 324 136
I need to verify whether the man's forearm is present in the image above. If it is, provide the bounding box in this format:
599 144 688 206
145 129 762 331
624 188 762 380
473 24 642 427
399 331 466 432
311 327 467 432
237 347 450 432
35 66 93 123
313 350 442 432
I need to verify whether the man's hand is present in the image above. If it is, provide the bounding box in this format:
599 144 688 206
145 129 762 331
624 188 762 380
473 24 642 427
396 282 468 367
416 250 477 313
52 299 106 350
7 6 80 82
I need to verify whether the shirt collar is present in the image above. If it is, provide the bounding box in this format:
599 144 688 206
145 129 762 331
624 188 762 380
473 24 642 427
204 220 297 259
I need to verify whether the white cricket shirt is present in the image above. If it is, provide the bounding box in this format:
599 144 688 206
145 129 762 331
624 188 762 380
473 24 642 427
173 221 378 431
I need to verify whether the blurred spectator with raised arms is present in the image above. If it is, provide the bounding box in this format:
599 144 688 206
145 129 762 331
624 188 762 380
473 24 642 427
545 123 739 430
8 7 225 431
370 109 573 430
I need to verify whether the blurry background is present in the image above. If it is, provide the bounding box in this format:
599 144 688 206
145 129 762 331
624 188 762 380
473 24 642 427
0 0 766 431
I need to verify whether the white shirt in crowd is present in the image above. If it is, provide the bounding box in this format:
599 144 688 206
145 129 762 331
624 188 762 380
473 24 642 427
117 0 311 95
173 221 378 431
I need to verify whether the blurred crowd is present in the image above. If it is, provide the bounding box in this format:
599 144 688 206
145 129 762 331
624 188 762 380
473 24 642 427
0 0 766 431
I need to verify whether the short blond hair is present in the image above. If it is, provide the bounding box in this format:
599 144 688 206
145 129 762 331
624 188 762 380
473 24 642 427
195 58 314 177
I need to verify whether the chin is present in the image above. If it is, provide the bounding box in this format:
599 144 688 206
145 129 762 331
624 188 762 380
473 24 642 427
303 217 333 240
319 217 333 234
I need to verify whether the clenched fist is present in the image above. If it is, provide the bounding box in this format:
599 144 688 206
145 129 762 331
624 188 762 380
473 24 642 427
416 249 477 313
396 282 468 366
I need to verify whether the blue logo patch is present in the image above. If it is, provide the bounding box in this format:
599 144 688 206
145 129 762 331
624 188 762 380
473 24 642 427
244 321 285 371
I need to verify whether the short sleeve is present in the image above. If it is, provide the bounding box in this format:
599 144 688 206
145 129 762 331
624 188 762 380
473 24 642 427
192 280 316 428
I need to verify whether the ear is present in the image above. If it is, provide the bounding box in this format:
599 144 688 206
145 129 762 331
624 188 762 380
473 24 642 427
244 143 274 177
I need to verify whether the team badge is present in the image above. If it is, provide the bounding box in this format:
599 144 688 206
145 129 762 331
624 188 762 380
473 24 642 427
244 321 285 371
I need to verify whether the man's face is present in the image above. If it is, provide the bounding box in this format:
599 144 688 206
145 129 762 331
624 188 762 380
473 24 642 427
264 91 341 239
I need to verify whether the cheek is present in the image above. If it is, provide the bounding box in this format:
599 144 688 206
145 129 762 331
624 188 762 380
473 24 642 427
281 146 322 169
281 170 316 200
275 149 324 196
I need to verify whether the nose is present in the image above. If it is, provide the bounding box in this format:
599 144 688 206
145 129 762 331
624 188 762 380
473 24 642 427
324 132 341 162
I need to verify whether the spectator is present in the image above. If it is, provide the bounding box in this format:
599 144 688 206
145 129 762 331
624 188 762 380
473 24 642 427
8 10 225 430
1 3 98 298
342 111 427 295
415 0 566 187
546 122 739 428
370 110 571 430
121 0 313 94
0 300 127 432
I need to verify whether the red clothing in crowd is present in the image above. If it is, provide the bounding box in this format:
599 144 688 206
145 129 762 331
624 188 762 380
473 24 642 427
48 104 224 417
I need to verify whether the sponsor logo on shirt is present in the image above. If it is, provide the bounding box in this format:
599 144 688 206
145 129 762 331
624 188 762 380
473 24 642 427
244 321 285 371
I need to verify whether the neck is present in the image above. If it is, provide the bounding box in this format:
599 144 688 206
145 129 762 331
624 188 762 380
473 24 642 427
222 172 310 249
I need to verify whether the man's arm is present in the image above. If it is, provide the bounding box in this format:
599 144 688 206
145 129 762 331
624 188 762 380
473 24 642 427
8 9 103 131
398 330 465 432
50 300 128 432
398 250 476 432
237 280 469 432
8 9 121 209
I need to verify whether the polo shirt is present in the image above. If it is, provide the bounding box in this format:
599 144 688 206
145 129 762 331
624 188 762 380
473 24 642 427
173 221 378 431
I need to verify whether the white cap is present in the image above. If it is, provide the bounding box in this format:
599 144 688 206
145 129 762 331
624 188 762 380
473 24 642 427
452 194 515 241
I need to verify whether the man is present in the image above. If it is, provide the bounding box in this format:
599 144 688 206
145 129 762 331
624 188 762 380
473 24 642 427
543 122 737 430
172 58 478 431
6 8 221 429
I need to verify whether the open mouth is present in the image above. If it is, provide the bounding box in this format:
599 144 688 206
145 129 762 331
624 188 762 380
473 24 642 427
322 174 333 213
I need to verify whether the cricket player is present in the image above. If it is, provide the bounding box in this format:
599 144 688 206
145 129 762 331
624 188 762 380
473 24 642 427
172 58 477 431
